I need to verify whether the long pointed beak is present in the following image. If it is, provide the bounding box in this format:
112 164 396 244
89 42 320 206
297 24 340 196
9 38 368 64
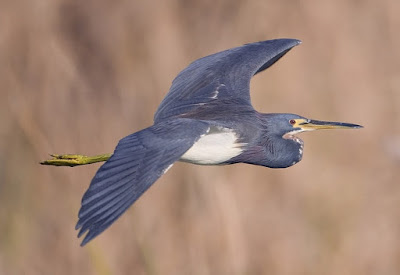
299 119 363 131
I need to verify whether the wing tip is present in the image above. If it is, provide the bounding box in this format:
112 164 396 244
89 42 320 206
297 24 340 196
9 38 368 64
76 223 99 246
266 38 302 48
289 38 302 45
251 38 302 51
80 234 92 246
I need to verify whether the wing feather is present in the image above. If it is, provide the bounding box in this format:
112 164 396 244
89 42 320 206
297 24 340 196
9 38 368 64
76 118 209 245
154 39 301 122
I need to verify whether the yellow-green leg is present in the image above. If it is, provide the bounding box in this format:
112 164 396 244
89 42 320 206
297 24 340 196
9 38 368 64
40 153 112 167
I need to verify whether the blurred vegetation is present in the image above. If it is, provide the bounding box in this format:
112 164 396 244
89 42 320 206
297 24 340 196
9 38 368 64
0 0 399 274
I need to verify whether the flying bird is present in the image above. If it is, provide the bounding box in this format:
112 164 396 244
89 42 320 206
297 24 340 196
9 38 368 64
42 38 362 245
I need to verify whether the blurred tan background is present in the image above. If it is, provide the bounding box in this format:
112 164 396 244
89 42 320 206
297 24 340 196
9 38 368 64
0 0 399 274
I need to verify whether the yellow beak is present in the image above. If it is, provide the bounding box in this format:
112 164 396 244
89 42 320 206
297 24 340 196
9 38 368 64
297 119 363 131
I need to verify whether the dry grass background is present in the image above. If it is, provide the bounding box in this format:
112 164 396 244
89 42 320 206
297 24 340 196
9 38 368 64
0 0 399 274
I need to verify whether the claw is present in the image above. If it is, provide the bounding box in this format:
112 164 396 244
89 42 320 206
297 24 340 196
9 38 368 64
40 154 86 167
40 153 112 167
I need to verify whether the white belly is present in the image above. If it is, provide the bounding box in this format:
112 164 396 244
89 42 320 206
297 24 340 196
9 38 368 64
180 128 245 165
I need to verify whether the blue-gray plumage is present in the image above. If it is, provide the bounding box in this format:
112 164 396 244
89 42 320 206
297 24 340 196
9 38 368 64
76 38 362 245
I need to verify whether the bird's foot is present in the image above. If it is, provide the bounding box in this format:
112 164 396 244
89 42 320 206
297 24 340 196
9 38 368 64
40 153 111 167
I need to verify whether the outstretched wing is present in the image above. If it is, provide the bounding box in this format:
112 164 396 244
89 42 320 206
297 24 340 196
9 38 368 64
154 38 301 123
76 119 209 246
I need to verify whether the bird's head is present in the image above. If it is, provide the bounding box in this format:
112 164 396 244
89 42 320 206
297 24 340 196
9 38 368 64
257 113 362 168
264 113 363 143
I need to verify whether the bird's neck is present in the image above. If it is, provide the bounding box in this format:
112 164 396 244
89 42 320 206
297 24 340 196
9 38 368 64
227 113 304 168
234 136 301 168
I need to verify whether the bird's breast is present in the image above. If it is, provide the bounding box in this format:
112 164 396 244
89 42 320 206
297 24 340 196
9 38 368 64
179 127 245 165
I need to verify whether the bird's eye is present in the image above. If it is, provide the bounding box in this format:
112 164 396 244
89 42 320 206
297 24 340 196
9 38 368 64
289 119 296 125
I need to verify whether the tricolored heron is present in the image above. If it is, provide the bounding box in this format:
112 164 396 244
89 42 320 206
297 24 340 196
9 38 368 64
42 38 362 245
